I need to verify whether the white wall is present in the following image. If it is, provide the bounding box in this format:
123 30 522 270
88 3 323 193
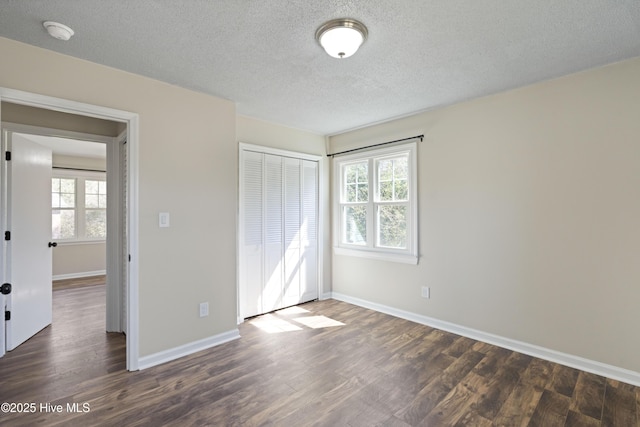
236 115 331 295
0 37 237 357
329 57 640 374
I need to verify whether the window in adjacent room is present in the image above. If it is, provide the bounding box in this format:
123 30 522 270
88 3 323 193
52 170 107 242
333 142 418 264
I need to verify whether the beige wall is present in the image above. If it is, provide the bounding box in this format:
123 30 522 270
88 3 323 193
329 57 640 373
236 115 331 295
0 37 237 357
53 154 106 171
2 102 123 136
53 243 106 277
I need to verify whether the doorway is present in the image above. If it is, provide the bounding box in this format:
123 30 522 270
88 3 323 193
0 87 140 370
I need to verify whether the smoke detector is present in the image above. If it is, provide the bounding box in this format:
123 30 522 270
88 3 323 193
43 21 75 41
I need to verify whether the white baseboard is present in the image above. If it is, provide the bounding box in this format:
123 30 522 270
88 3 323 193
138 329 240 370
53 270 106 281
331 292 640 387
320 292 332 301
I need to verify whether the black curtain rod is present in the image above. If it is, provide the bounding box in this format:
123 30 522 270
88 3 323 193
53 166 106 173
327 134 424 157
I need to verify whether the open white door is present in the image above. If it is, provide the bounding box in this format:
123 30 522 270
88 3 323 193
4 132 53 351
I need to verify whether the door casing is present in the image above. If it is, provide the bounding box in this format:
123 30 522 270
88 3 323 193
0 87 140 370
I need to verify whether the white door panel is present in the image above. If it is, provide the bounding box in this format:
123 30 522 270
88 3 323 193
6 133 53 350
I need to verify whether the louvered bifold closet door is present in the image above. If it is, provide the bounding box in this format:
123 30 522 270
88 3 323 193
240 151 264 318
263 154 284 313
283 157 302 307
300 160 318 302
240 148 319 318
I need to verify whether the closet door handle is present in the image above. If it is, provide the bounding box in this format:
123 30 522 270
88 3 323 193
48 242 58 248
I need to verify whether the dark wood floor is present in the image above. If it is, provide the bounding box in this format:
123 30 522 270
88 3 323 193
0 282 638 426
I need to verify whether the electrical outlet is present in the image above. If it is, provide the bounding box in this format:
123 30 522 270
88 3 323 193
199 302 209 317
421 286 430 299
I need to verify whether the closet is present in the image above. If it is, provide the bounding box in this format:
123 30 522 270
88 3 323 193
239 145 319 318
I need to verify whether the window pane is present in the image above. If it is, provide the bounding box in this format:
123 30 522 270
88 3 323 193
379 159 393 181
346 167 357 184
379 181 393 201
344 206 367 245
86 210 107 238
394 157 408 179
86 194 99 208
356 163 368 182
377 157 409 202
60 178 75 193
85 179 98 194
60 193 75 208
378 205 407 248
52 179 60 192
346 183 356 203
395 179 408 200
86 180 107 208
344 162 368 202
357 183 368 202
52 210 75 239
52 193 60 208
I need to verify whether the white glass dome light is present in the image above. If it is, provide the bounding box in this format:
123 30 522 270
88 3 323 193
316 18 368 59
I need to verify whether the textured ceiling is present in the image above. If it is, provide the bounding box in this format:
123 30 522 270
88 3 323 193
1 1 639 135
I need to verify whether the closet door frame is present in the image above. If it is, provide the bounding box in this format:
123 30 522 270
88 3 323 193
238 143 323 322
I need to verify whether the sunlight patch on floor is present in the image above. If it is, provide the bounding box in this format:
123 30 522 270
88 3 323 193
249 309 346 334
292 315 345 329
250 314 303 333
276 306 310 316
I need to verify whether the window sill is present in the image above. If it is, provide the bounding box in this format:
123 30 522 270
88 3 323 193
333 247 418 265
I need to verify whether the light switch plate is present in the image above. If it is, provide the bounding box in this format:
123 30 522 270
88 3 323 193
421 286 430 299
159 212 170 228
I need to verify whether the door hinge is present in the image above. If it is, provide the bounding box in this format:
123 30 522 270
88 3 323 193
5 311 10 321
5 151 11 161
0 283 10 295
4 231 10 241
128 254 131 262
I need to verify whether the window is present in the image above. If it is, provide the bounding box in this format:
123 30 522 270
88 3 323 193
52 170 107 242
333 142 418 264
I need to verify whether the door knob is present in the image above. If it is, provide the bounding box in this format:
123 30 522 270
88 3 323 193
48 242 58 248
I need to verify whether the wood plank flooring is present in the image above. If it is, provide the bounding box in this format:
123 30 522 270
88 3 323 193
52 275 106 291
0 282 638 426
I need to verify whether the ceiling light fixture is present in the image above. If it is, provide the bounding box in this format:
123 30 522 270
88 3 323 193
43 21 75 41
315 18 368 59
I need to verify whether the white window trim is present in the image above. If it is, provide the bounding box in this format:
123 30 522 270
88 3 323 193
333 142 418 264
52 168 107 243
